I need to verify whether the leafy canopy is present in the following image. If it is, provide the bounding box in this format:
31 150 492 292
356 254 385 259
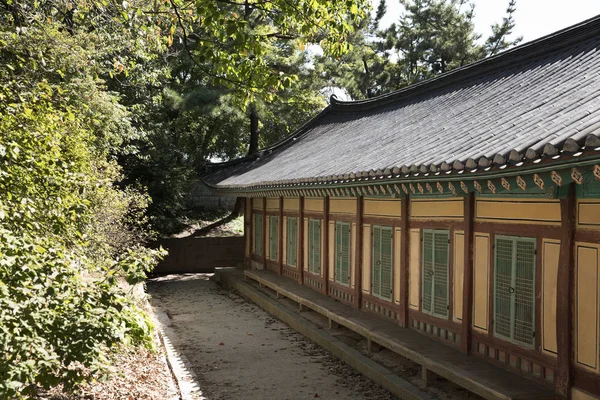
0 1 166 397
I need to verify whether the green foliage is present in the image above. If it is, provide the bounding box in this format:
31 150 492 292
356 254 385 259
315 0 403 100
323 0 522 100
385 0 522 82
0 232 156 396
122 0 367 232
0 5 165 397
167 0 371 104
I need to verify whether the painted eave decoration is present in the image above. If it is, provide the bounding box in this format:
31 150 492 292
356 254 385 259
202 15 600 199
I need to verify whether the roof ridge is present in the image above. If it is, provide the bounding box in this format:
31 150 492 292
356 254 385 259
330 13 600 112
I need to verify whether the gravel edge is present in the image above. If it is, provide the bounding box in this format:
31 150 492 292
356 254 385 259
150 306 205 400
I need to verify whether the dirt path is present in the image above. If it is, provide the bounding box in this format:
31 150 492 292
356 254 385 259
147 273 396 400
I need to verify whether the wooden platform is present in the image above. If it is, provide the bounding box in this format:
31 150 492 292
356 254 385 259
244 269 562 400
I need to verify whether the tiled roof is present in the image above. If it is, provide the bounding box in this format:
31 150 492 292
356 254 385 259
204 16 600 191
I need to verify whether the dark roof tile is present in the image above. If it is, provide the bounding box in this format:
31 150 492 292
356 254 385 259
205 16 600 189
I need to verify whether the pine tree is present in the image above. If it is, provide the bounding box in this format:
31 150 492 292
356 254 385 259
315 0 404 100
324 0 522 98
382 0 521 83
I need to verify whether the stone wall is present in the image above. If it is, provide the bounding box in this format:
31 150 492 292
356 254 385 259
153 236 244 275
188 179 236 210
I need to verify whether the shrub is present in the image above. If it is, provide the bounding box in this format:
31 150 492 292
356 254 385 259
0 20 165 398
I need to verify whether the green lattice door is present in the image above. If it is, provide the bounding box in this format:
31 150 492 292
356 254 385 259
269 216 278 261
422 229 450 318
372 225 393 301
308 219 321 274
335 221 351 285
287 217 297 267
254 214 263 256
493 235 536 348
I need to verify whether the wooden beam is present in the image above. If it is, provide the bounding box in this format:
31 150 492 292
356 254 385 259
298 196 305 285
461 192 475 354
278 196 284 275
399 195 410 327
354 196 364 309
556 183 576 397
323 196 330 296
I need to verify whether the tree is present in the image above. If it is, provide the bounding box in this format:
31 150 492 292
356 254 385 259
315 0 405 100
323 0 521 100
117 0 371 231
166 0 368 98
382 0 522 83
162 0 369 153
0 1 166 396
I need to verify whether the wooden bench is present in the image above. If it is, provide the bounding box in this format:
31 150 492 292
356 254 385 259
245 269 561 400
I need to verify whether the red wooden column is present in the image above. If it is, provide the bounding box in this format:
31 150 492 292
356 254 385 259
262 197 267 269
354 196 364 309
298 196 305 285
399 194 410 327
460 192 475 354
278 196 284 275
556 183 576 397
323 196 330 295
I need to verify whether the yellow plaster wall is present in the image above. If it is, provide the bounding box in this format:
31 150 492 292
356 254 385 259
351 223 357 289
572 388 600 400
454 231 465 322
330 198 357 215
577 200 600 229
305 198 324 212
475 198 561 225
303 218 309 271
409 228 421 310
473 233 490 332
411 198 463 219
362 224 372 294
252 197 263 210
575 243 600 371
283 197 300 211
364 199 402 218
394 227 402 305
542 239 560 356
266 197 280 211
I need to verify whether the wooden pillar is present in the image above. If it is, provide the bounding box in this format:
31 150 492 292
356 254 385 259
278 196 284 275
298 196 305 285
556 183 576 397
460 192 475 354
263 197 267 269
323 196 330 295
354 196 364 309
399 194 410 327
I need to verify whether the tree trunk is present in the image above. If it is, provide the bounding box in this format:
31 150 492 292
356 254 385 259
248 103 259 156
362 55 372 98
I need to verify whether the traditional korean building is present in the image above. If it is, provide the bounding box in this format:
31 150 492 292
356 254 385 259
204 16 600 399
